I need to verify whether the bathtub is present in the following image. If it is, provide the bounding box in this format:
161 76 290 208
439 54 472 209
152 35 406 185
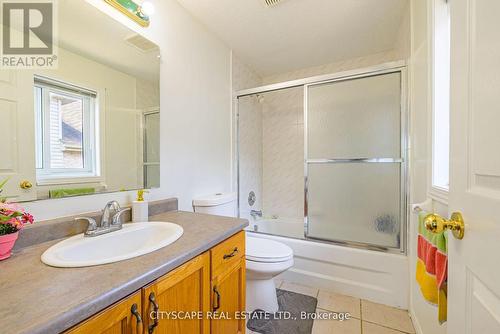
244 216 409 309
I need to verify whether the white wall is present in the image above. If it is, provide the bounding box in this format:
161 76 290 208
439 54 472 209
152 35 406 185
408 0 447 333
395 1 412 61
154 0 231 211
24 0 232 219
136 78 159 110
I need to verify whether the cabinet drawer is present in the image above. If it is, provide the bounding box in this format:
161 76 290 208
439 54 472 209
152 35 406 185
211 231 245 277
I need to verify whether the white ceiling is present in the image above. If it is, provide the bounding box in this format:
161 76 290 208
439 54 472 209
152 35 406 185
176 0 409 77
58 1 160 82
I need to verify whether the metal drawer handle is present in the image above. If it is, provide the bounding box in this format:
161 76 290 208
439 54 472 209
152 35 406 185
148 292 159 334
223 247 238 259
213 286 221 311
131 303 142 334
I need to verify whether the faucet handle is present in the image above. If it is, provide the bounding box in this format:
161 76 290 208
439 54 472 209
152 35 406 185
103 201 121 214
101 201 121 228
112 207 131 226
75 217 98 235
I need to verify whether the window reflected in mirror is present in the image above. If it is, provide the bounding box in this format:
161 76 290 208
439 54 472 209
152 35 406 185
0 0 160 202
34 77 98 182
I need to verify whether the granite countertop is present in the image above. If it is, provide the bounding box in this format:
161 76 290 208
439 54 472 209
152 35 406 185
0 211 248 334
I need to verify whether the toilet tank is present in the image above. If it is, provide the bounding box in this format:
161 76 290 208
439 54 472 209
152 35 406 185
192 193 237 217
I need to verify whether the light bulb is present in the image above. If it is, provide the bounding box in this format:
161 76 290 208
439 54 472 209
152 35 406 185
141 1 155 16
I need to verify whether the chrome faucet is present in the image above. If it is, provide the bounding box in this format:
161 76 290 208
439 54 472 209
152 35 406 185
101 200 121 228
75 201 131 237
250 210 263 219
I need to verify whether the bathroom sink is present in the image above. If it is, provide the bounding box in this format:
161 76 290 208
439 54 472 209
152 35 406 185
41 222 183 268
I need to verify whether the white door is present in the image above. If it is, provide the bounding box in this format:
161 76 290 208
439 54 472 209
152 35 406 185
447 1 500 333
0 70 37 201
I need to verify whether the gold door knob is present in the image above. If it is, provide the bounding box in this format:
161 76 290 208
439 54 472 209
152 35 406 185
20 180 33 190
424 212 465 240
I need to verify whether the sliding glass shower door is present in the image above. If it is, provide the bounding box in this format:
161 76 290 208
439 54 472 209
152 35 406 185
305 72 405 250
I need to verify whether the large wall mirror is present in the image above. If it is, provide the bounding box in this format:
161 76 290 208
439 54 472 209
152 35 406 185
0 1 160 202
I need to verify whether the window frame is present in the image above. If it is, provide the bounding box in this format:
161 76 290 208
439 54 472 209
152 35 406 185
34 76 99 185
429 0 451 204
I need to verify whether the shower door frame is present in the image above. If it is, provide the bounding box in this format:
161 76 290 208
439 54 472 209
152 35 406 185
235 61 409 254
142 108 160 189
303 69 408 254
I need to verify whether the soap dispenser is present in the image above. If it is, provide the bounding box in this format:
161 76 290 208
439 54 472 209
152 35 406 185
132 190 149 222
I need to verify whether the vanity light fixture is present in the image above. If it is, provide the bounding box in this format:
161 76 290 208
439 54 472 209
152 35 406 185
261 0 286 8
103 0 152 27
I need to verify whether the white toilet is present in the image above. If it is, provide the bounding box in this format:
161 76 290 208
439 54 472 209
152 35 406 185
245 236 293 312
192 193 294 313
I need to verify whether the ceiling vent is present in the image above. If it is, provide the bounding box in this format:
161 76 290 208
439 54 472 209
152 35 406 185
261 0 285 8
125 34 158 53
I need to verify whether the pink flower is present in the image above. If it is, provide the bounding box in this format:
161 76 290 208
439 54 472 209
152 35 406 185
0 200 32 233
22 213 34 224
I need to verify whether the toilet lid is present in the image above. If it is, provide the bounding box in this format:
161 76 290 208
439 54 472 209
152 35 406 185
246 237 293 263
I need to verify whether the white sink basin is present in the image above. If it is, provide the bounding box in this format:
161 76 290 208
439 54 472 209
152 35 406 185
41 222 183 268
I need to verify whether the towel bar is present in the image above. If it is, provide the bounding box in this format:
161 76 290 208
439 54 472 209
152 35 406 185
412 199 432 213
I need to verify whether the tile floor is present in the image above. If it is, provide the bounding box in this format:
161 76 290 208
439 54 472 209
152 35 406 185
248 280 416 334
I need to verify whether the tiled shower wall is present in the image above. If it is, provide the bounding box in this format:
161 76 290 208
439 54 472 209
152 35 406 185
232 55 263 217
261 87 304 219
238 96 263 217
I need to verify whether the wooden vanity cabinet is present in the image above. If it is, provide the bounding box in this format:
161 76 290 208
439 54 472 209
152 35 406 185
210 232 246 334
66 291 142 334
66 232 246 334
142 252 211 334
211 258 246 334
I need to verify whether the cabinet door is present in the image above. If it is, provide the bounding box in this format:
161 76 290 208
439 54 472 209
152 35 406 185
143 252 211 334
211 258 246 334
66 291 142 334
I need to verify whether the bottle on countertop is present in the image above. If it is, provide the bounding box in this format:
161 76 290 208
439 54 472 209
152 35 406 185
132 189 149 222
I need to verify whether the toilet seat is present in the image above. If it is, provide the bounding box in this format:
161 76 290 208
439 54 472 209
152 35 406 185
246 236 293 263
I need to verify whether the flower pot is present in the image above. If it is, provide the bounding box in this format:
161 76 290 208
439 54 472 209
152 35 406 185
0 231 19 260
